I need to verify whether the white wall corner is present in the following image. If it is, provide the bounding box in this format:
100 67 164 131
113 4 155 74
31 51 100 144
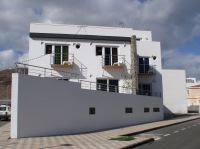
11 73 19 138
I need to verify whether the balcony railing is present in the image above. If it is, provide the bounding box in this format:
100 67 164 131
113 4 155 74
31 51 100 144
51 53 74 68
80 80 161 97
138 65 156 76
15 63 161 97
15 62 79 79
102 55 125 69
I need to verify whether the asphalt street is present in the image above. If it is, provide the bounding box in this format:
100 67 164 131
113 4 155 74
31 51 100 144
134 119 200 149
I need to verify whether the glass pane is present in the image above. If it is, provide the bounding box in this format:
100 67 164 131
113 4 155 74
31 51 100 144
62 46 68 61
109 79 119 92
144 58 149 65
105 47 111 65
55 46 61 64
96 46 102 56
97 79 107 91
139 65 145 73
139 58 144 65
112 48 118 64
46 45 52 54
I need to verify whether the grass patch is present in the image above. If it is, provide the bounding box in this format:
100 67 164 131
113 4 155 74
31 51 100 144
110 136 135 141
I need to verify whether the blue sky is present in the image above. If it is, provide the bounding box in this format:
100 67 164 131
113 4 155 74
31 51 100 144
0 0 200 79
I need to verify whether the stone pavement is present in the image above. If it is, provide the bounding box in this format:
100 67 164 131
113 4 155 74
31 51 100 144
0 115 199 149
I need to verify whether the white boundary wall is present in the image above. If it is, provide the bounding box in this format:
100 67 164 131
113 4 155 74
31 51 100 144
162 69 187 114
11 73 163 138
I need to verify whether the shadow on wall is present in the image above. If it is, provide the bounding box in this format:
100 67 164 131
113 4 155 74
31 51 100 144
53 63 87 80
164 106 192 120
101 57 163 98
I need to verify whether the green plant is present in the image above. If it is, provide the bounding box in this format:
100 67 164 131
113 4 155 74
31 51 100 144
110 136 135 141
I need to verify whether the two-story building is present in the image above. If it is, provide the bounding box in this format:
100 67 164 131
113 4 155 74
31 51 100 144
28 23 163 97
11 23 188 138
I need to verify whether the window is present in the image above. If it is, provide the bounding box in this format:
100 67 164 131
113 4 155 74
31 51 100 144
153 108 160 112
144 107 150 113
89 107 95 115
139 57 150 74
138 84 152 96
45 45 52 54
96 79 119 93
125 107 133 113
54 45 69 64
96 46 102 56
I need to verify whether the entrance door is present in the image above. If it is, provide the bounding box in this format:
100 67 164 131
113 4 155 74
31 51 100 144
109 80 119 92
54 45 69 64
105 47 111 65
97 79 107 91
55 46 61 64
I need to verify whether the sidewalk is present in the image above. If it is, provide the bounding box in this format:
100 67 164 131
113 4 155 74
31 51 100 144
0 115 199 149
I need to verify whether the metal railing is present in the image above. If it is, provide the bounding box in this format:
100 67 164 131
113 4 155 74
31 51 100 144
79 80 161 97
50 53 74 65
138 65 156 75
15 63 161 97
80 80 132 94
15 62 80 79
102 55 125 67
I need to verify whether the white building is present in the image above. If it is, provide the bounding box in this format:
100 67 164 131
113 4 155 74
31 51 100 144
28 23 163 96
11 23 187 138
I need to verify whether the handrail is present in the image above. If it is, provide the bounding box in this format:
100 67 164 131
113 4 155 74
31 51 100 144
79 79 161 97
15 62 80 78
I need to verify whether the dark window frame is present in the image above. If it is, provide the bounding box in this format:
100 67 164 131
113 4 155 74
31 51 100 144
144 107 150 113
96 46 102 56
139 57 150 74
89 107 95 115
125 107 133 113
45 45 52 54
153 107 160 112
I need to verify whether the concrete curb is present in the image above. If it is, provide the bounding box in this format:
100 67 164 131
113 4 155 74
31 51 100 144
120 138 154 149
122 116 200 136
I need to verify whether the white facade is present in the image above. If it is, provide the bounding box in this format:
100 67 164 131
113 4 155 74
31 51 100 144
11 73 163 138
11 23 189 138
28 23 163 96
162 69 188 114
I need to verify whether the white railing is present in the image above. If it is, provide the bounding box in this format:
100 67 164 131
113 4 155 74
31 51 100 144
102 55 125 67
15 62 79 79
50 53 74 65
15 63 161 97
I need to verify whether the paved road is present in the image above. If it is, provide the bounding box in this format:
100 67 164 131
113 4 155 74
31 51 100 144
134 119 200 149
0 120 8 127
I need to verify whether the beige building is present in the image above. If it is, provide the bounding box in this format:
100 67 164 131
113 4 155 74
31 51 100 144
187 84 200 106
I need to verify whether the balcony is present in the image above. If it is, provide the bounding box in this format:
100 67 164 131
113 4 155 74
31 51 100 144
138 65 155 76
102 55 125 69
51 53 74 69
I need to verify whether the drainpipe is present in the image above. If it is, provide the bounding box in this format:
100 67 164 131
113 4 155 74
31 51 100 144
130 35 138 95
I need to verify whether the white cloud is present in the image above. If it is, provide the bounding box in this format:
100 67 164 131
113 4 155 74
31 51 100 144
0 49 18 69
0 49 28 70
0 0 200 77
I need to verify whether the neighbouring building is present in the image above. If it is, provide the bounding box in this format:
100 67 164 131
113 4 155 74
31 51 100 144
0 69 15 106
186 78 200 113
11 23 187 138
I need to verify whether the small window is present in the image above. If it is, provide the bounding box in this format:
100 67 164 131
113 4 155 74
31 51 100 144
125 107 133 113
89 107 95 115
153 108 160 112
96 46 102 56
144 107 150 113
46 45 52 54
